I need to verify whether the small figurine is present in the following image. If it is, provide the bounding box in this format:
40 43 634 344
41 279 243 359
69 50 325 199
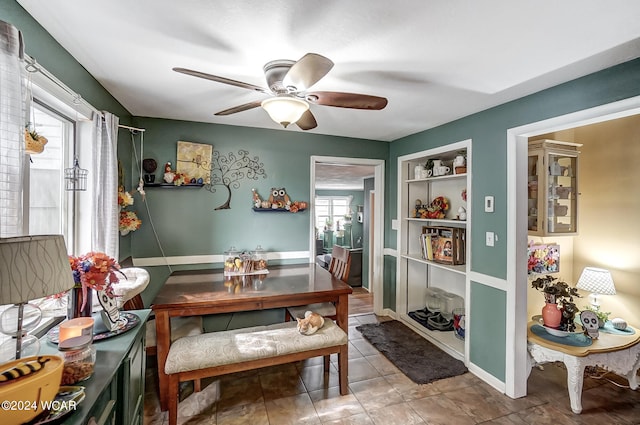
252 188 263 208
458 206 467 220
268 188 291 209
163 162 175 184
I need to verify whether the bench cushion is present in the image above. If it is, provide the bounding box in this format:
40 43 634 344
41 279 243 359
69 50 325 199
165 320 347 374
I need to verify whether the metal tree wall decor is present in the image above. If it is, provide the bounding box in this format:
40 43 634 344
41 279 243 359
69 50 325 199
206 149 266 210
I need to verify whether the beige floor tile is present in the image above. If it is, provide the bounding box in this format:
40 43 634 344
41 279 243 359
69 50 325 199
217 402 269 425
350 338 379 357
346 357 383 383
367 402 425 425
408 395 476 425
347 341 364 359
216 375 264 410
264 393 321 425
309 385 365 422
299 363 340 392
260 366 307 401
382 373 441 401
349 377 405 412
443 384 516 422
321 412 374 424
364 353 401 376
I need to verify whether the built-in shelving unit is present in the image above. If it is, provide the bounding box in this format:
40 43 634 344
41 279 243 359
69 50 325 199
396 139 471 362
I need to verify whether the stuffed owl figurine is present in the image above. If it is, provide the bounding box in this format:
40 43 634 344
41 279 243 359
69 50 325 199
268 188 291 209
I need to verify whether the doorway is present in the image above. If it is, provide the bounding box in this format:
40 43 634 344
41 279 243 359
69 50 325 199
506 95 640 398
310 156 385 316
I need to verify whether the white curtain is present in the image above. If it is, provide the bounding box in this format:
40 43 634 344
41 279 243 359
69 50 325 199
91 112 119 259
0 21 26 237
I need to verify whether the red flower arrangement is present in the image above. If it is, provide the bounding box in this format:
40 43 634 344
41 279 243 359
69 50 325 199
69 252 121 309
421 196 450 219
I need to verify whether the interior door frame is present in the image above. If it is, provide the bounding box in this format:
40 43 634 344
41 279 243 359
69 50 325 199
310 156 385 315
506 95 640 398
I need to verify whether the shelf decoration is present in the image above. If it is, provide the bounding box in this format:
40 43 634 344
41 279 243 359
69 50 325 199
412 196 449 219
200 149 267 210
251 187 307 212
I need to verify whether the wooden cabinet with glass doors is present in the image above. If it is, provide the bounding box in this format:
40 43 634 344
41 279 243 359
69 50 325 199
528 139 581 235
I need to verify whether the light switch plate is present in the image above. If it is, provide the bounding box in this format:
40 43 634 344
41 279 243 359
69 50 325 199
484 196 494 212
486 231 495 247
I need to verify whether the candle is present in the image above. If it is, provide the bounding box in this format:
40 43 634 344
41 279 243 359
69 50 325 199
59 317 94 343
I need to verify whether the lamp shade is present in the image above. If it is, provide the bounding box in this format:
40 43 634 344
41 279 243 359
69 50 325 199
261 97 309 128
0 235 75 304
576 267 616 295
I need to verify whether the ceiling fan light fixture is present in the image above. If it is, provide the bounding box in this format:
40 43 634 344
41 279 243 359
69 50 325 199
261 97 309 128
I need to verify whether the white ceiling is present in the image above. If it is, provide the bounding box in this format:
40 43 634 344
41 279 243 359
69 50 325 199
315 163 375 191
16 0 640 142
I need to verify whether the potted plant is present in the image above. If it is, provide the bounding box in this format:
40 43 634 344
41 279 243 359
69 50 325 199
531 275 581 331
24 124 48 154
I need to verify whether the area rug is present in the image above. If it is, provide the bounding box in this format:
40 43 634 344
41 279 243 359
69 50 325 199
356 320 467 384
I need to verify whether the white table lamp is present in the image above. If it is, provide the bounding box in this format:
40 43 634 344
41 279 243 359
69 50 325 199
576 267 616 310
0 235 75 360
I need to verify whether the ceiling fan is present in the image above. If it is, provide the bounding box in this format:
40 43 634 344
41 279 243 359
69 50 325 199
173 53 388 130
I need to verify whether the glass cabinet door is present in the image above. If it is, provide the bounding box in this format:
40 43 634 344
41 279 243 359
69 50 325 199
546 154 577 234
527 154 541 233
527 139 580 236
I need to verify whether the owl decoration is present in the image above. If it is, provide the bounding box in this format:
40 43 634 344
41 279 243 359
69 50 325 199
268 188 291 209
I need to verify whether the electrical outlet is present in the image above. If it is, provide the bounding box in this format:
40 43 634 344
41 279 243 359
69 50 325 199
486 231 495 247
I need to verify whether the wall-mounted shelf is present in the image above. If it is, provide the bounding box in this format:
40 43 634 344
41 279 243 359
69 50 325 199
145 183 204 189
252 207 306 213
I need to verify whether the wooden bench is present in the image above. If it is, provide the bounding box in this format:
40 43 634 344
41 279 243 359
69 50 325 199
163 320 349 425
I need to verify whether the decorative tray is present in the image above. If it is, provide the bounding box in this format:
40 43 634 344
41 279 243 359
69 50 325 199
541 324 584 338
29 386 85 424
47 312 140 344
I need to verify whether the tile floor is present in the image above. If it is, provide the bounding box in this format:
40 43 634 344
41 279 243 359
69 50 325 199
144 313 640 425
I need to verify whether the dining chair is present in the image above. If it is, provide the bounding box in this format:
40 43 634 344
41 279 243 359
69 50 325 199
286 245 351 321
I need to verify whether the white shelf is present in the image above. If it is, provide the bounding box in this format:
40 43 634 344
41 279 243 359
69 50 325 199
401 254 467 275
406 173 467 184
406 217 467 226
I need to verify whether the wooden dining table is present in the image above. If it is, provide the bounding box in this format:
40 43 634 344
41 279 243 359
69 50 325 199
151 263 353 411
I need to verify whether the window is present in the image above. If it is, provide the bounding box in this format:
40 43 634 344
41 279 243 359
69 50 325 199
26 103 74 240
315 196 353 231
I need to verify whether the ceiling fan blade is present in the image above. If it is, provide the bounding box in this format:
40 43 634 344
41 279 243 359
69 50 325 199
295 109 318 130
173 67 270 94
283 53 334 91
306 91 388 110
214 100 263 116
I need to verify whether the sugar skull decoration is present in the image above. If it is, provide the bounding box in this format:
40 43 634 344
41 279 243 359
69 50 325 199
97 289 121 331
268 188 291 209
580 310 599 339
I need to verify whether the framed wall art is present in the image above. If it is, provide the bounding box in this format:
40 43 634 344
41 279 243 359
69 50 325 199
527 243 560 274
176 141 213 184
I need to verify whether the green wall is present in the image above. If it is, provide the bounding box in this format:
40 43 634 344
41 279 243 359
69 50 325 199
129 117 387 305
388 58 640 381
